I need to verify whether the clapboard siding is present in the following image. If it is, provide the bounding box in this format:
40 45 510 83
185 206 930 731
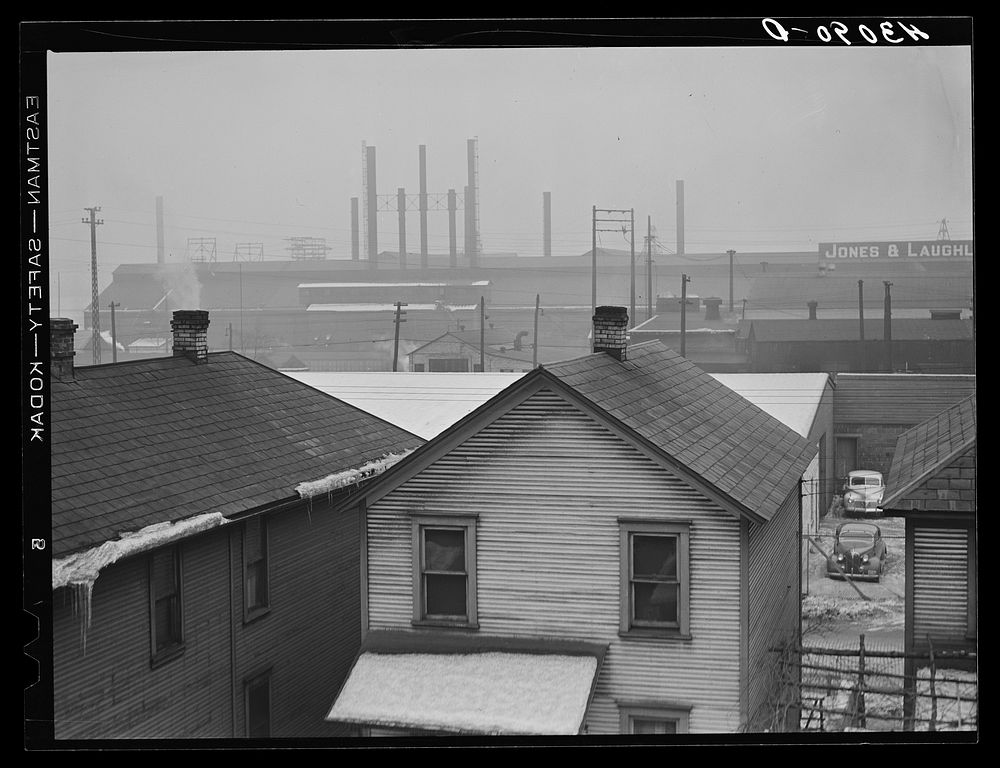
745 487 801 731
54 493 362 740
912 527 969 644
368 388 745 734
834 374 976 425
53 529 233 739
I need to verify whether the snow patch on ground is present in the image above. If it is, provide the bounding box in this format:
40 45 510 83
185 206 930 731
802 595 904 625
327 651 597 735
294 450 415 499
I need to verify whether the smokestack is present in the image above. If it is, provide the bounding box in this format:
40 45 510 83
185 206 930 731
366 145 378 267
350 197 360 260
397 187 407 269
704 297 722 321
675 180 685 256
467 139 478 266
171 310 210 364
464 185 473 266
156 196 165 265
51 318 78 380
593 306 629 362
808 301 818 320
419 145 428 269
543 192 552 257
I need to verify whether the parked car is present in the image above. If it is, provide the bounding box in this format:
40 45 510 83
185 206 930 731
842 470 885 517
826 521 888 581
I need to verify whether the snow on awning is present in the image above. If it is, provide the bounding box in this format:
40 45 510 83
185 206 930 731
327 649 601 735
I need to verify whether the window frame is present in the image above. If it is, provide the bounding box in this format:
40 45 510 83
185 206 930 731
244 668 273 738
411 513 478 629
243 514 271 623
619 519 691 639
148 544 184 667
618 702 691 734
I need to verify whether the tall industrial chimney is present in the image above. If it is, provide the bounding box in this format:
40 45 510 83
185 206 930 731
467 138 478 266
366 145 378 267
419 145 428 269
156 196 165 264
350 197 360 260
543 192 551 258
675 180 685 256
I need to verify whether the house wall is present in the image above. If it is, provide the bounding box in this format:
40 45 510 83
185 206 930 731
745 487 801 732
53 495 361 739
833 374 976 479
367 388 748 734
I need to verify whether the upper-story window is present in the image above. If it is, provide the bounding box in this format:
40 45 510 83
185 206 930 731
412 515 478 628
619 520 691 638
244 516 270 621
149 545 184 665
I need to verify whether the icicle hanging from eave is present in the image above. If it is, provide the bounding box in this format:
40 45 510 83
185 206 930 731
294 449 416 500
52 511 231 591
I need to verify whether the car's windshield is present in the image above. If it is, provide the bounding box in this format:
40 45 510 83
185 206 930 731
840 527 875 548
850 475 881 487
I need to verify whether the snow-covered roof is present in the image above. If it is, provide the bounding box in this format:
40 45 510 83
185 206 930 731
326 651 598 735
712 373 830 438
286 372 526 439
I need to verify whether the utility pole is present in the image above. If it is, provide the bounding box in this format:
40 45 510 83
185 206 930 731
858 280 865 340
108 302 120 364
727 249 736 313
680 274 691 358
239 263 245 355
591 206 597 319
82 206 104 364
629 208 636 326
646 216 653 322
392 301 408 372
532 293 540 369
883 281 893 372
742 298 747 321
480 296 486 373
227 323 233 351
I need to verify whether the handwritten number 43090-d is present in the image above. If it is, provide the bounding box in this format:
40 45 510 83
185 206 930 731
763 19 930 45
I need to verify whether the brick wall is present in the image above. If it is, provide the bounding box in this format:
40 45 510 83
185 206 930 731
171 310 210 363
836 422 910 476
593 306 628 361
51 318 78 379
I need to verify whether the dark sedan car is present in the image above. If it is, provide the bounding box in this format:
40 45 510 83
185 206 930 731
826 522 888 581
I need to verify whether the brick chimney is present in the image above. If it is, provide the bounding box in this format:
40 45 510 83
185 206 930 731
808 301 818 320
703 297 722 321
593 305 628 362
51 318 78 380
170 310 210 363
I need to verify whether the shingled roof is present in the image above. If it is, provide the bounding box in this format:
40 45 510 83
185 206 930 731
543 342 816 521
51 352 423 557
883 394 977 511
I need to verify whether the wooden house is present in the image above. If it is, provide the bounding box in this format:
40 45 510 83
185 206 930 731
50 311 423 739
326 306 817 735
881 395 977 710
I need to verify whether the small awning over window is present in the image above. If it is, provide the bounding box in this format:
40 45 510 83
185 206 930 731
326 632 607 735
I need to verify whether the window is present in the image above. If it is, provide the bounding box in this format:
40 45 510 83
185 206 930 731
412 515 478 627
244 516 269 621
620 520 690 637
619 704 690 734
244 670 272 738
149 545 183 664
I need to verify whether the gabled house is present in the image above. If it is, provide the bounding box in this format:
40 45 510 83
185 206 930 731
408 329 536 372
50 311 423 739
326 306 817 735
881 395 977 709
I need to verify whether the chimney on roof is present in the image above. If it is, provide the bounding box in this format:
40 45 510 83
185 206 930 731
808 301 818 320
51 318 78 380
170 310 210 363
704 297 722 322
593 305 628 362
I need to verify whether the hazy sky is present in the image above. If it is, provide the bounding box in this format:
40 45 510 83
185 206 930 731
46 45 973 319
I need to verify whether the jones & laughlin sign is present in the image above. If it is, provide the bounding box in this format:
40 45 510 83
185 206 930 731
820 240 974 260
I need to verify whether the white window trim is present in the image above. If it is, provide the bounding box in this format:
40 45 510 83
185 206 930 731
618 702 691 734
619 519 691 638
411 514 478 628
